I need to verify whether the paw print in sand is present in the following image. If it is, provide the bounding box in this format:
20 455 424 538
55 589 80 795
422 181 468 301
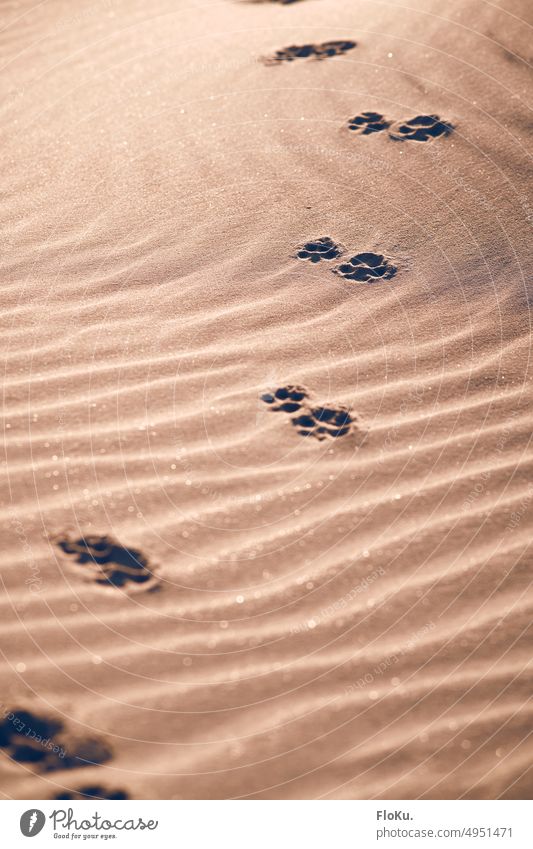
389 114 453 142
315 40 357 59
261 385 309 414
55 534 159 590
347 112 392 135
292 406 354 440
0 708 112 771
266 40 356 64
334 252 397 283
261 386 356 441
296 236 343 263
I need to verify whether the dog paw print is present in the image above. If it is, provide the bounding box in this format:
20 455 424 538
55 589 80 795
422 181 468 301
292 405 354 440
265 40 356 64
261 385 309 414
0 710 61 768
315 40 357 59
346 111 453 143
334 252 397 283
55 534 160 590
388 114 453 142
261 386 356 441
0 708 112 772
296 236 343 263
347 111 392 135
53 785 129 800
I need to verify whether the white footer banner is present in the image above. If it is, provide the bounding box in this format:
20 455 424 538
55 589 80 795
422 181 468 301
2 800 531 848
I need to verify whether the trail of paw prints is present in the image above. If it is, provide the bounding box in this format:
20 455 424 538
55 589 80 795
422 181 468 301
264 40 356 64
0 708 112 772
333 252 397 283
347 111 453 142
261 386 357 441
296 236 343 263
53 785 129 800
54 534 160 591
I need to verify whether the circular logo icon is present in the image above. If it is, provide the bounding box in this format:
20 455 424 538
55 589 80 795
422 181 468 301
20 809 46 837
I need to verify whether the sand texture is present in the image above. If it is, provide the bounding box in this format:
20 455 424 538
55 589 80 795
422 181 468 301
1 0 532 800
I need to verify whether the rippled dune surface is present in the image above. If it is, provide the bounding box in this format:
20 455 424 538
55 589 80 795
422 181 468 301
1 0 532 800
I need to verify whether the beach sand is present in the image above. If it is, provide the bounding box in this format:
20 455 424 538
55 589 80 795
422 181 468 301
0 0 532 800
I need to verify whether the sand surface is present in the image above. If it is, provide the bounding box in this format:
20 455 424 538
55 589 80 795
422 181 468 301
1 0 532 800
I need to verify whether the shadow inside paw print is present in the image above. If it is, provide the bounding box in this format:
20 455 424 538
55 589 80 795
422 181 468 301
261 386 356 441
334 252 397 283
55 534 159 589
266 40 356 63
53 785 129 800
348 112 392 135
261 385 309 414
0 708 112 772
315 40 357 58
296 236 343 263
389 114 453 142
292 406 354 440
